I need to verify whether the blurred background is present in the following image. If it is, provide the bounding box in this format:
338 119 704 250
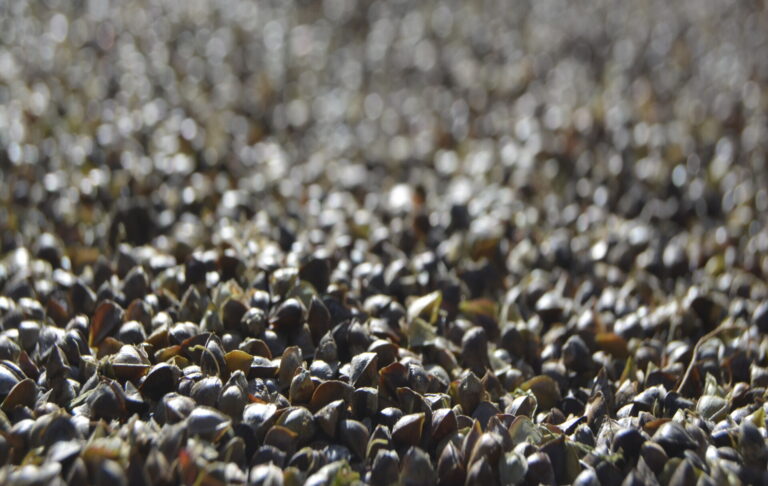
1 0 767 278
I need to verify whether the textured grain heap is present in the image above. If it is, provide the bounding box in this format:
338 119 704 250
2 1 768 485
